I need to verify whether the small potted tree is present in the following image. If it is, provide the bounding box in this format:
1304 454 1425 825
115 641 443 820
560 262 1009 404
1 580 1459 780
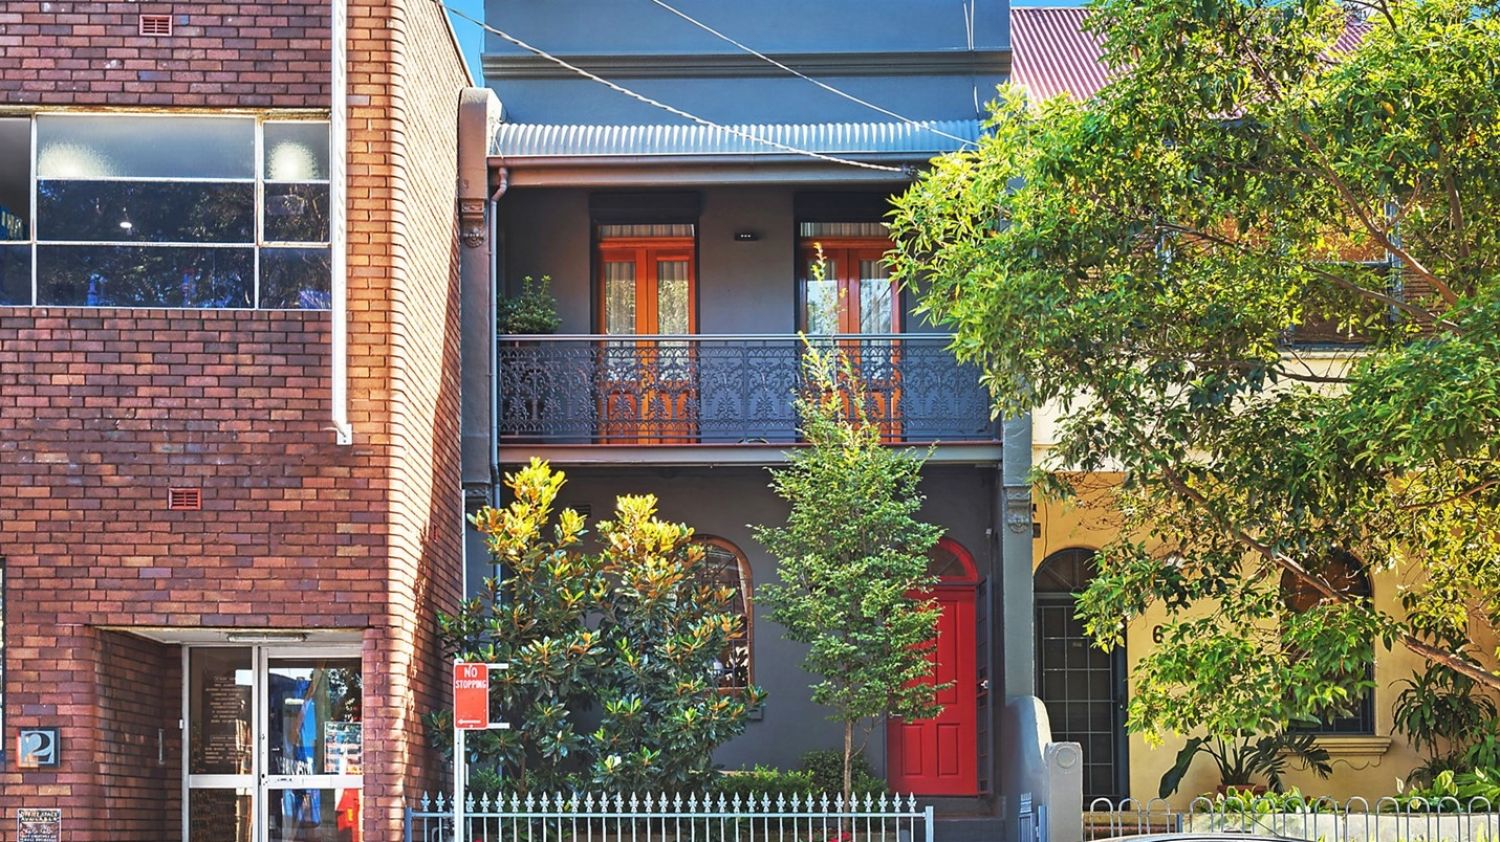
499 274 561 336
499 275 561 440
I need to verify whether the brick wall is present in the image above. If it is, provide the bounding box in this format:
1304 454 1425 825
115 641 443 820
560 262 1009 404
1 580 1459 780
0 0 470 836
0 1 330 107
96 632 180 841
348 0 472 836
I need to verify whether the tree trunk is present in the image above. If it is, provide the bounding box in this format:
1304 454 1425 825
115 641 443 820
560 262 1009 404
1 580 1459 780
843 720 854 804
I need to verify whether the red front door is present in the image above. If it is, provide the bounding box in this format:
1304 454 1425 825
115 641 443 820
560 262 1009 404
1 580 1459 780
887 584 979 795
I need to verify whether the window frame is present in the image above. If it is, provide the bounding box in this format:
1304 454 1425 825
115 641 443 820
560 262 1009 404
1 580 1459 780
3 112 332 311
1282 552 1378 736
693 535 753 693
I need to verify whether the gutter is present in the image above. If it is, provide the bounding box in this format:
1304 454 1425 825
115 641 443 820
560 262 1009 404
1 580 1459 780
329 0 353 446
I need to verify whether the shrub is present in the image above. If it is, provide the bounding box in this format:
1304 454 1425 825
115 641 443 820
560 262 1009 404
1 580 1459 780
434 459 764 793
499 274 561 335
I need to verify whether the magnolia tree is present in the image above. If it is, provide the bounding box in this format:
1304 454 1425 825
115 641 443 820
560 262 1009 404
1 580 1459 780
754 347 946 799
888 0 1500 740
435 459 763 792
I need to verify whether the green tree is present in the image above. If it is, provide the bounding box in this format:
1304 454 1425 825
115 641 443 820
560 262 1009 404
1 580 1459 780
888 0 1500 742
436 459 762 792
754 346 947 799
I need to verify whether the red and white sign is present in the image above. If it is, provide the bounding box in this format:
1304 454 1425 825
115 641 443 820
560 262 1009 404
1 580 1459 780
453 663 490 730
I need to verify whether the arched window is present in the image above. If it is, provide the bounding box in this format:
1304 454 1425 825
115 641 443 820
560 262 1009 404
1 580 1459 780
1283 551 1376 734
927 536 979 583
695 536 753 690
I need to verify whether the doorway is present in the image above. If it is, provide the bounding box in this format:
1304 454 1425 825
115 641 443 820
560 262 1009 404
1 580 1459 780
799 232 903 440
183 645 363 842
596 227 697 443
1034 548 1127 802
887 538 980 796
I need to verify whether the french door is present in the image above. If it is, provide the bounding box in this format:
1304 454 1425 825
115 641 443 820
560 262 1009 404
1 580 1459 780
184 645 363 842
799 240 902 438
598 237 696 443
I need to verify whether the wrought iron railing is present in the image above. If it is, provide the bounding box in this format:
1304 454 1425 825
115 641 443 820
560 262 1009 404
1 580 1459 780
406 791 935 842
497 334 995 445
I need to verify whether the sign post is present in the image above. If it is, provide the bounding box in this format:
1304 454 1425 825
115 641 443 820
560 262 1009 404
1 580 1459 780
453 661 509 841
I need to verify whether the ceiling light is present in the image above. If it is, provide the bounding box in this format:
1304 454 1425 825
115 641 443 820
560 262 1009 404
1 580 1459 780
225 631 309 643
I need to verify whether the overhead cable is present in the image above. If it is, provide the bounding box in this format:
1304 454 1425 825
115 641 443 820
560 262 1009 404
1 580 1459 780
435 1 907 173
646 0 978 148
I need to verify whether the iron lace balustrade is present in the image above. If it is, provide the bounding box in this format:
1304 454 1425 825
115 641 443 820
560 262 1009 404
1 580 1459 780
498 334 996 445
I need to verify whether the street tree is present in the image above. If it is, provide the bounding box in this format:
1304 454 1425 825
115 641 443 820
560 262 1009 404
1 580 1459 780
888 0 1500 740
754 346 947 799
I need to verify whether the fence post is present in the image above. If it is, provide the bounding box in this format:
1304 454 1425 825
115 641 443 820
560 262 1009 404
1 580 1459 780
1043 742 1083 842
924 804 935 842
403 803 412 842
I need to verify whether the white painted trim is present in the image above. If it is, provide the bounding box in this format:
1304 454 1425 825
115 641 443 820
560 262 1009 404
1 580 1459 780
329 0 352 446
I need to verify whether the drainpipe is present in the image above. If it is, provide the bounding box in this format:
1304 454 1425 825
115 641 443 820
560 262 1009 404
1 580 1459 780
329 0 352 445
458 88 504 597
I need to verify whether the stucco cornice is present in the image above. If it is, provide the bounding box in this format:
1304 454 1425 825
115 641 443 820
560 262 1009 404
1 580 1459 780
482 48 1011 80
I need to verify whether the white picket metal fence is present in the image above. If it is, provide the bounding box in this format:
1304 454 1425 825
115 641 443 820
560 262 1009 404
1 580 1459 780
405 792 934 842
1084 795 1500 842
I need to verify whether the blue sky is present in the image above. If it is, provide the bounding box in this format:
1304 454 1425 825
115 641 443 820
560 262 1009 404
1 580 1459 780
445 1 1088 84
446 1 487 82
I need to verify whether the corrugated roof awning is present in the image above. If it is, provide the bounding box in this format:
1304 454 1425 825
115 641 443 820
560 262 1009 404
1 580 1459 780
490 119 981 159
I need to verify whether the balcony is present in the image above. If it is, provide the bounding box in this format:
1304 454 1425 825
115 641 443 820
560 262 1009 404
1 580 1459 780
498 334 999 464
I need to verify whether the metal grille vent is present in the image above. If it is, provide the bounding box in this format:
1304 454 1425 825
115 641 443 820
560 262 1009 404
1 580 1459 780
167 487 202 511
139 14 173 36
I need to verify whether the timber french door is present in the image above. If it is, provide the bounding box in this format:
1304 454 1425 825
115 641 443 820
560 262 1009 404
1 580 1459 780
184 645 363 842
799 238 902 438
597 236 697 443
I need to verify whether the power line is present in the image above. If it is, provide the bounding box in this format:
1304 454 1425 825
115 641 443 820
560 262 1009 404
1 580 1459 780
435 1 907 174
647 0 978 149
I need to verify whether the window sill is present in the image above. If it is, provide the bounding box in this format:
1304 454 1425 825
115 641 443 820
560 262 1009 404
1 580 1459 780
1310 735 1393 757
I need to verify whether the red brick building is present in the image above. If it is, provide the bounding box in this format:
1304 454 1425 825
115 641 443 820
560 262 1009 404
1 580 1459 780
0 2 478 840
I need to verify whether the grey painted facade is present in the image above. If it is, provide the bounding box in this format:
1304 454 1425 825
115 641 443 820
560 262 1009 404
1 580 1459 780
484 0 1009 124
478 0 1032 815
498 184 944 335
530 465 998 775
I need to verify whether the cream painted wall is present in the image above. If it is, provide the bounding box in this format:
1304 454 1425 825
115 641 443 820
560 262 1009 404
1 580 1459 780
1032 473 1443 808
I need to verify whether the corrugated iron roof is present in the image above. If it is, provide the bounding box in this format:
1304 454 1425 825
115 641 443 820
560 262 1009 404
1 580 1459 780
1011 7 1110 102
490 120 982 159
1011 6 1371 101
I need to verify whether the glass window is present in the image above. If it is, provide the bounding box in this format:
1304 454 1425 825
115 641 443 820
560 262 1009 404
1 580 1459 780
259 247 333 310
695 537 753 691
1283 553 1377 735
36 115 254 179
36 181 254 243
263 122 330 248
4 115 332 309
1 118 31 305
36 245 254 308
264 123 330 181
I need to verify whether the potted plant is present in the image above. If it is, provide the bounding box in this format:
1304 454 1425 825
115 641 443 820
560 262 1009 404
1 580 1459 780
499 275 561 440
499 274 561 335
1158 732 1333 798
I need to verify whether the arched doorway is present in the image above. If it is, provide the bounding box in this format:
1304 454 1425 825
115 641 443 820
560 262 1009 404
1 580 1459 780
888 537 979 796
1035 548 1127 802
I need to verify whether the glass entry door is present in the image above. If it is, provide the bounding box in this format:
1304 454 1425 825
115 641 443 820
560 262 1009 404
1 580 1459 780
597 235 697 443
799 237 902 439
186 646 363 842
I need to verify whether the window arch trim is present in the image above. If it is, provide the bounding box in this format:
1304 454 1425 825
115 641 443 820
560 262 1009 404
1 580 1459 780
694 534 754 691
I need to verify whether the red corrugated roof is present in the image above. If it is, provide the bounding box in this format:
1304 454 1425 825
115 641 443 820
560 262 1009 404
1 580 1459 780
1011 7 1111 101
1011 6 1371 102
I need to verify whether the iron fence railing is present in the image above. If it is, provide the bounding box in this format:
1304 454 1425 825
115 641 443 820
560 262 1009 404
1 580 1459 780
497 334 995 445
1084 794 1500 842
406 792 934 842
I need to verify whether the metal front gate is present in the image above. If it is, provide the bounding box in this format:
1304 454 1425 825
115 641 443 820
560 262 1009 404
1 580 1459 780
1035 548 1127 803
